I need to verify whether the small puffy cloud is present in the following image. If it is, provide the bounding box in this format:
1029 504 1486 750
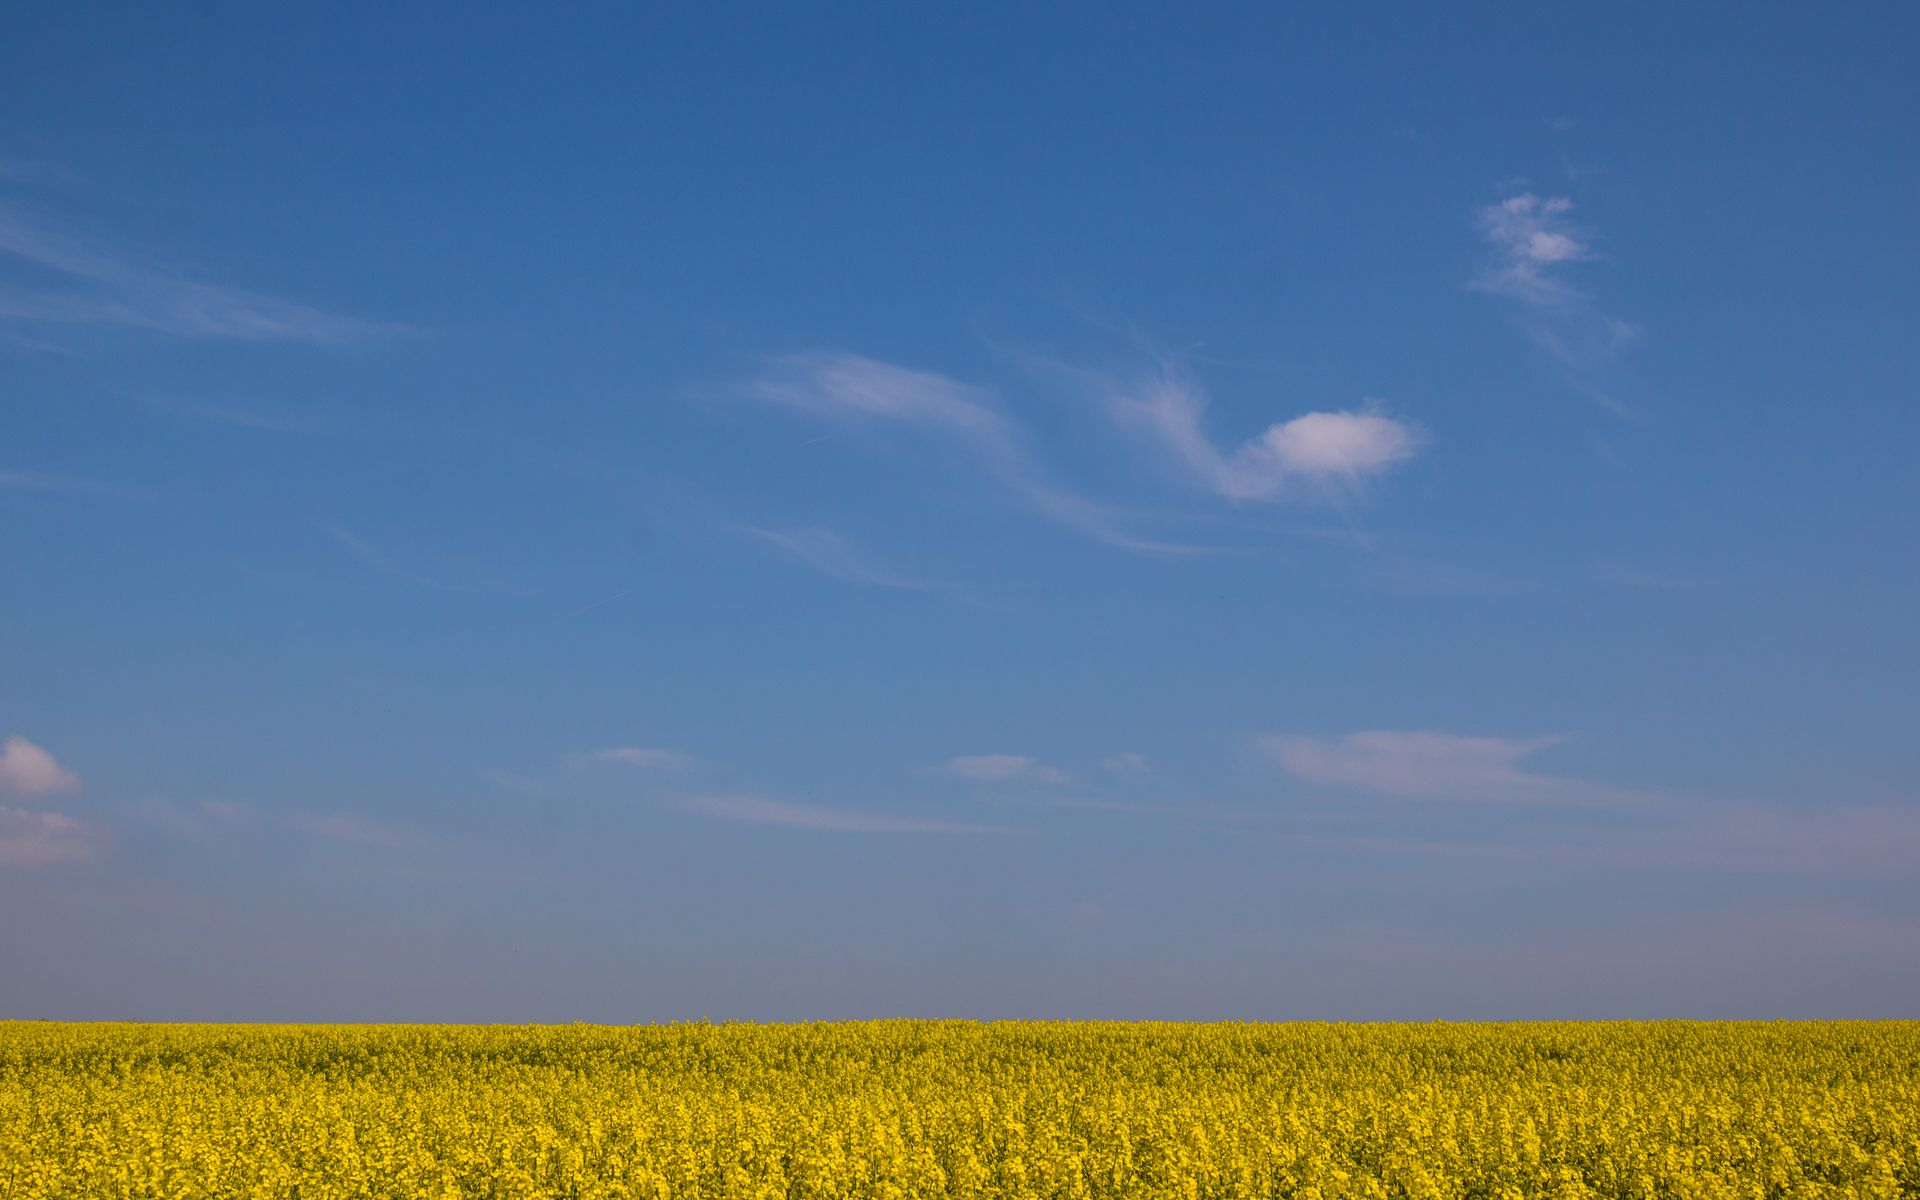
1101 751 1150 774
1106 370 1423 503
939 754 1069 784
0 735 80 797
1258 730 1635 805
1473 194 1591 305
1260 411 1424 477
0 806 99 865
569 747 695 771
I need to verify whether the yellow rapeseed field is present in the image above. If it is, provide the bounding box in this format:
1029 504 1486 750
2 1020 1916 1199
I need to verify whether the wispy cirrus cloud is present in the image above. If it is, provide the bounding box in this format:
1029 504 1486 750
568 747 695 771
673 792 1015 834
328 526 448 589
327 525 522 596
136 394 327 435
0 469 124 497
744 353 1197 554
1103 365 1423 502
1270 800 1920 880
1258 729 1641 806
939 754 1069 784
0 200 401 347
534 748 1002 833
1471 193 1638 410
1254 727 1920 878
744 352 1422 549
202 799 431 852
1588 560 1717 592
743 526 931 590
1101 751 1150 774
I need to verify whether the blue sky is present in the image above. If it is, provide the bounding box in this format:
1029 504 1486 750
3 4 1917 1021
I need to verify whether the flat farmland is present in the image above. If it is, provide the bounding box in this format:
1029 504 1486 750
3 1020 1916 1199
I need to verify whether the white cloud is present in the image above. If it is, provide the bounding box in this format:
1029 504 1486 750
744 526 929 590
1105 368 1423 502
0 806 99 865
1473 194 1590 305
939 754 1069 784
1258 730 1638 805
745 353 1195 554
1471 193 1638 406
1101 751 1150 774
1264 411 1423 476
0 735 80 796
0 736 93 865
0 201 400 345
572 747 694 771
674 792 1013 834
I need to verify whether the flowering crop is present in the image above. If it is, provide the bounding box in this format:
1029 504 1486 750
2 1020 1916 1198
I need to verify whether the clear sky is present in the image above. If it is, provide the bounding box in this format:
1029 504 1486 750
4 4 1917 1021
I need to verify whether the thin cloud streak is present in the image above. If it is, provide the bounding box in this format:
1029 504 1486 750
743 526 931 590
970 757 1917 883
672 792 1018 835
1252 727 1917 878
939 754 1069 784
0 200 402 345
1267 802 1920 878
0 806 99 865
986 791 1379 829
744 353 1200 554
1258 729 1647 806
326 525 521 596
282 811 433 852
203 799 432 853
328 526 449 590
570 747 695 771
966 761 1915 880
0 469 124 497
1471 192 1638 412
136 395 327 435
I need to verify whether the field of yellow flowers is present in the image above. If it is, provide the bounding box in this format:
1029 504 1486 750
2 1020 1916 1199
